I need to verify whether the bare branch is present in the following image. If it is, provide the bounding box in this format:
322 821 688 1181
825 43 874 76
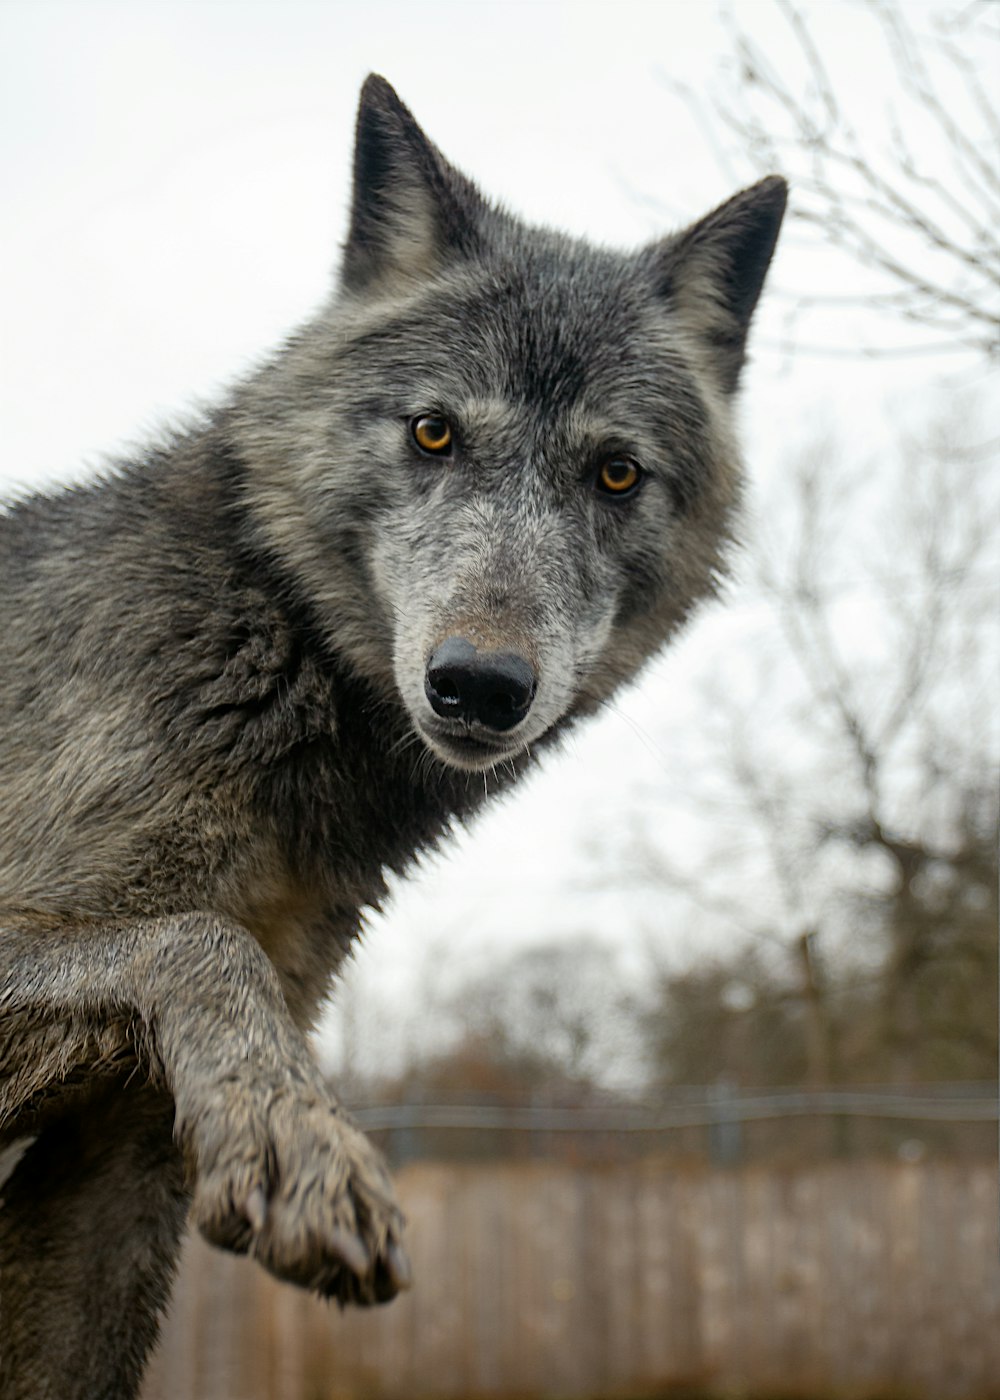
682 0 1000 359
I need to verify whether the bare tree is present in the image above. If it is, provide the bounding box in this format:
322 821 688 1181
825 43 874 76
659 0 1000 358
631 409 998 1086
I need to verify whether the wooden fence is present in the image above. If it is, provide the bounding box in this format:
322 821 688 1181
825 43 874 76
143 1158 1000 1400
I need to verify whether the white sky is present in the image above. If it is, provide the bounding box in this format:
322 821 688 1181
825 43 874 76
1 0 995 1077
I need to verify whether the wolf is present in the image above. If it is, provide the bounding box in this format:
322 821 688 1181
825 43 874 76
0 74 785 1398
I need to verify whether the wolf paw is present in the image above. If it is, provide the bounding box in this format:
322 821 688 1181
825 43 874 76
188 1083 409 1305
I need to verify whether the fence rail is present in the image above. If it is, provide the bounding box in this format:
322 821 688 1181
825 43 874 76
350 1082 998 1167
143 1157 1000 1400
351 1085 1000 1131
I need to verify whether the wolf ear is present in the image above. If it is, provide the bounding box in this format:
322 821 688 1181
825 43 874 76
341 75 487 293
651 176 787 393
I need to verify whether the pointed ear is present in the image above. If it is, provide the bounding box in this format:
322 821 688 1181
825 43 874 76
340 75 487 294
651 176 787 393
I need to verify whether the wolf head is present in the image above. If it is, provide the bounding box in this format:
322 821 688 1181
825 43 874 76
234 76 785 772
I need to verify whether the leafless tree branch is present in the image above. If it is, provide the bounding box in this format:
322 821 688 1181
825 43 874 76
680 0 1000 358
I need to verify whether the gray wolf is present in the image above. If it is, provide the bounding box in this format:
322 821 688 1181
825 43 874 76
0 75 785 1398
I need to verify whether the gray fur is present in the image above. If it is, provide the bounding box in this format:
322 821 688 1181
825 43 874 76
0 75 785 1398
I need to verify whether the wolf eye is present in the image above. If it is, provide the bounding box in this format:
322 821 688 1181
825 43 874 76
411 414 453 455
597 457 642 496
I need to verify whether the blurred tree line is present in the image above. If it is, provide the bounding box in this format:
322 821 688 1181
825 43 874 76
636 407 999 1094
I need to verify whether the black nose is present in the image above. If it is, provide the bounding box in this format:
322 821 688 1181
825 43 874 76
425 637 537 733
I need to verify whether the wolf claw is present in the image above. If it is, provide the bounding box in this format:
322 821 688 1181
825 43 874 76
188 1083 408 1305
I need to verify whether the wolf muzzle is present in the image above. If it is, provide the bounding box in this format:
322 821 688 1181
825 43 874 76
424 637 536 733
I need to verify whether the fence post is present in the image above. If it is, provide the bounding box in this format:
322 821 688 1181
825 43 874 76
708 1076 743 1166
389 1103 420 1166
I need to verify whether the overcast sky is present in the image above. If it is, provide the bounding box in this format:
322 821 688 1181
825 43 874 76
1 0 994 1077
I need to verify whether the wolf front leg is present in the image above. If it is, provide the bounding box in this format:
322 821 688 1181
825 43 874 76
0 911 409 1400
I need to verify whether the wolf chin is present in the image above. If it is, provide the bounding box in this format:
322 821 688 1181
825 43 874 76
0 76 785 1398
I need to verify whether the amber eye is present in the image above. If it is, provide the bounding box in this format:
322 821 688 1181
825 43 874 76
411 414 453 455
597 456 642 496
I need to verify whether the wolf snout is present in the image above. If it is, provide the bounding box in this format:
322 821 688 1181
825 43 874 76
425 637 536 733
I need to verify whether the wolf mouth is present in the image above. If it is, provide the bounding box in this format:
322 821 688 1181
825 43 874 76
417 722 526 772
